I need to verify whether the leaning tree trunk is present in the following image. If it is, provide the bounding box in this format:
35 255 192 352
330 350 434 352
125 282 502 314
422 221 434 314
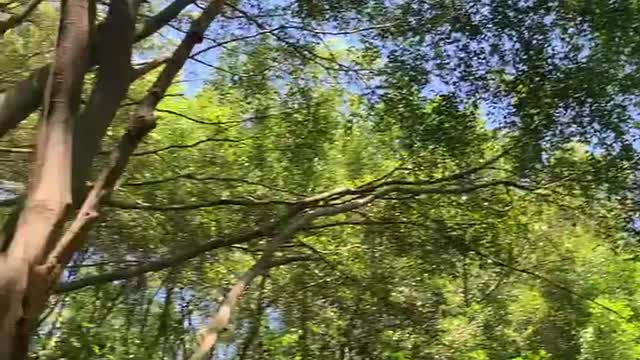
0 0 91 357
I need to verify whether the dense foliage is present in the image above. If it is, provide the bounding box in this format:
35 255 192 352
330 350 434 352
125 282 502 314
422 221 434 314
1 0 640 359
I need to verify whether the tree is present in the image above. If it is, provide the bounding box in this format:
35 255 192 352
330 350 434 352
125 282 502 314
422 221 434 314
0 0 639 359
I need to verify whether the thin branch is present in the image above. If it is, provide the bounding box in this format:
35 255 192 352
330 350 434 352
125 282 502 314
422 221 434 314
0 0 44 36
303 220 435 231
363 144 516 191
64 260 143 269
56 225 272 294
0 146 32 154
131 56 171 80
132 137 243 156
189 26 290 58
225 3 357 74
155 108 243 126
190 252 313 359
475 270 510 304
135 0 195 41
104 197 293 211
188 56 279 78
291 23 396 36
471 249 626 318
123 173 304 196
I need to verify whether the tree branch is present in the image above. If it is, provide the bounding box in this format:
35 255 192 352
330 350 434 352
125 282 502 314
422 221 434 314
45 0 228 273
0 0 44 36
1 0 92 355
70 0 141 203
130 55 171 80
132 137 243 156
104 197 293 211
237 276 267 360
155 108 242 126
123 173 305 196
470 248 626 318
0 0 196 139
135 0 194 41
56 226 273 293
225 3 357 74
189 250 312 359
58 177 531 295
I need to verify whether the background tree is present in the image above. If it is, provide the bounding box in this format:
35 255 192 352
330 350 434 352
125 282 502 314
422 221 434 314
0 0 640 359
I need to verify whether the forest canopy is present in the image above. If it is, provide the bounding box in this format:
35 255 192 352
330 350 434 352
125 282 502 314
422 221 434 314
1 0 640 359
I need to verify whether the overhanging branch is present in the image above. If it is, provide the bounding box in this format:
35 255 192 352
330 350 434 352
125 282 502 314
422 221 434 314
132 137 243 156
0 0 197 139
0 0 44 36
104 197 294 211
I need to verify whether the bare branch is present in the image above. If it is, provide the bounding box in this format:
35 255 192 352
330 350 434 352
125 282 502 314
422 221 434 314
361 144 516 191
135 0 194 41
225 3 358 74
0 146 32 154
189 257 301 359
56 226 273 293
104 197 294 211
130 55 171 80
156 108 243 126
123 173 305 196
132 137 243 156
45 0 228 270
0 0 197 139
0 0 44 36
189 26 290 58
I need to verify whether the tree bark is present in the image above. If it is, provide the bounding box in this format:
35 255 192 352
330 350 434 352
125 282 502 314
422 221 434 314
71 0 141 203
8 0 91 264
0 0 91 356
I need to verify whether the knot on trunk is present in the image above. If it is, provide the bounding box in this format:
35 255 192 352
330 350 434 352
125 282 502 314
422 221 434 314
129 112 157 137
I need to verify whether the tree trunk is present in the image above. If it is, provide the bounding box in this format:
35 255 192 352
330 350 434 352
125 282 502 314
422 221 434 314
0 0 91 356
